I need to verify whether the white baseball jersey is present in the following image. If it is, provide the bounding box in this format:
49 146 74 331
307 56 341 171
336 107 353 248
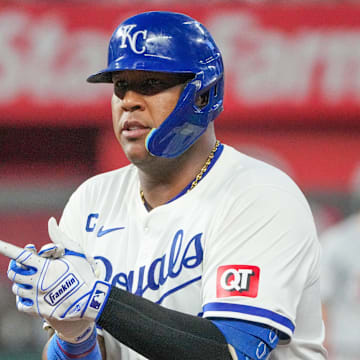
320 213 360 360
59 144 327 360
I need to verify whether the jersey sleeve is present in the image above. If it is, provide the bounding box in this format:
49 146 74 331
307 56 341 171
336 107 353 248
201 184 321 339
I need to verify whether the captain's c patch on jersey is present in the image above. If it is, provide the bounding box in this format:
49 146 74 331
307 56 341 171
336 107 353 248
216 265 260 298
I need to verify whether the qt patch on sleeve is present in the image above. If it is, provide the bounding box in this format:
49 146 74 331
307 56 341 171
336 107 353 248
216 265 260 298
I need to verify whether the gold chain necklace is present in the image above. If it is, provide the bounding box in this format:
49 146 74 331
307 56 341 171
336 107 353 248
140 140 220 206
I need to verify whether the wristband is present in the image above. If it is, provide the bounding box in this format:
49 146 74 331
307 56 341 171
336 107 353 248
47 327 101 360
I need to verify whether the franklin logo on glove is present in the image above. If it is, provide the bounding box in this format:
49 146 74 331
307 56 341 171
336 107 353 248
45 274 80 306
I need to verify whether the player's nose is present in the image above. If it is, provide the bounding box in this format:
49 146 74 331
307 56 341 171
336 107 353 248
121 90 146 112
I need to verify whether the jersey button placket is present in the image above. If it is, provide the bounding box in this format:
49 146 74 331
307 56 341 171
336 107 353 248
143 217 150 234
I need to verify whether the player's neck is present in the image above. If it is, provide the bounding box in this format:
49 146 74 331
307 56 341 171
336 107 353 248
138 130 217 210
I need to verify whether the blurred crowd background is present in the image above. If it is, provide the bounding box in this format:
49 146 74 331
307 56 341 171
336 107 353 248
1 0 360 359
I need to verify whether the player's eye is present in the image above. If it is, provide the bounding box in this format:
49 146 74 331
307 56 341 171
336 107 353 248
114 80 129 97
139 78 166 95
115 80 129 90
146 78 162 87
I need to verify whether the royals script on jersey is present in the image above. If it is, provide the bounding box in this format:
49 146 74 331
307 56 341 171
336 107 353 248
59 145 327 360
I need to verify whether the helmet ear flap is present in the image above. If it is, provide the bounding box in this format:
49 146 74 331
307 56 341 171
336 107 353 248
195 77 224 112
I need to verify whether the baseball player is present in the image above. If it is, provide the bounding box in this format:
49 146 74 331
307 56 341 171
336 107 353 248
1 11 327 360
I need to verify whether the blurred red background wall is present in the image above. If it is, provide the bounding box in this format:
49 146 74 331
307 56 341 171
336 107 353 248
1 2 360 273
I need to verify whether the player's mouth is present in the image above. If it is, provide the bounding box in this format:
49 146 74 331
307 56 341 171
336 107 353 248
121 120 151 139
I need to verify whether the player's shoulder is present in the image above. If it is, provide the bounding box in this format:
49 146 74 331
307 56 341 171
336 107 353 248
84 163 136 185
217 144 317 234
214 144 315 218
221 144 302 195
71 164 137 199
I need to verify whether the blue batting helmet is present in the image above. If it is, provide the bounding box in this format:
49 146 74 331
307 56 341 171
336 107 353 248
87 11 224 158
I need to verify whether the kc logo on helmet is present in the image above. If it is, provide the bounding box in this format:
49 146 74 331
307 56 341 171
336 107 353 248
116 24 148 54
216 265 260 298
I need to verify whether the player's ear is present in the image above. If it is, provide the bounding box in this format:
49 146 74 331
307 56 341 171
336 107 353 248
195 91 210 109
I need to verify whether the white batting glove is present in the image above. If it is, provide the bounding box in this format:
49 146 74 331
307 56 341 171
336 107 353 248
38 219 101 343
1 220 111 343
45 218 100 276
38 221 103 343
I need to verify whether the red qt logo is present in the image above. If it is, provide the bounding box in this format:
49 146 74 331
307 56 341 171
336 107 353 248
216 265 260 298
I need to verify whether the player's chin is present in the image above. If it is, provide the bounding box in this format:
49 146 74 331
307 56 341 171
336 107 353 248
121 140 150 164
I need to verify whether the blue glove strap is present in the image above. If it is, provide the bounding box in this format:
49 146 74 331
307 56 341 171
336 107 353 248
47 327 101 360
212 319 279 360
213 319 279 349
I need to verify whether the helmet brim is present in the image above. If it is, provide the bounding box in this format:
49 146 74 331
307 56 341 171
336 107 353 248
87 53 197 83
87 69 113 83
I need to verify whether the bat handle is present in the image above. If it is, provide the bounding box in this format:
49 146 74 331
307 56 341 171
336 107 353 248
0 240 25 260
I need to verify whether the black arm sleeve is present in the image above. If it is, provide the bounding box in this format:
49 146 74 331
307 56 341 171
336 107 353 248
97 287 233 360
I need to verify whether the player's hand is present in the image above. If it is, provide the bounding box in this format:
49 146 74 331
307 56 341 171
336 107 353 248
45 217 100 276
39 219 104 343
0 221 111 342
9 239 96 343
